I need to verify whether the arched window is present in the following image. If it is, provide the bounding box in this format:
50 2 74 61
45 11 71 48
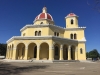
38 31 41 36
80 48 83 54
35 31 38 36
40 22 43 24
70 34 73 39
55 46 59 56
74 33 77 39
57 33 59 36
54 32 56 36
34 46 37 58
23 33 25 36
71 19 74 24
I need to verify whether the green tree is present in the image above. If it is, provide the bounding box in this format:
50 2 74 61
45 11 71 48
86 52 89 58
89 49 99 58
0 43 7 56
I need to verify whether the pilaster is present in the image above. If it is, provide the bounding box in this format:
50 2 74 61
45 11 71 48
68 45 71 60
59 45 63 60
75 47 78 60
49 46 54 60
36 46 40 60
12 47 17 60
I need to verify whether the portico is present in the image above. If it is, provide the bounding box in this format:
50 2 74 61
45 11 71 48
6 36 78 61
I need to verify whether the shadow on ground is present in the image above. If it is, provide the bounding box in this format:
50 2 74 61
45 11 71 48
0 62 49 75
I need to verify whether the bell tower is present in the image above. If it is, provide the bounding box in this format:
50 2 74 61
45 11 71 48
65 13 79 28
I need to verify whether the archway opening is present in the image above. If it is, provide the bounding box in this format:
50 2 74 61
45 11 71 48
40 42 49 60
54 44 60 60
16 43 25 60
63 45 68 60
71 46 75 60
28 43 37 59
34 46 37 58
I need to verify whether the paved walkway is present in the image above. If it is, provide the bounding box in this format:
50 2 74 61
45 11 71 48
0 61 100 75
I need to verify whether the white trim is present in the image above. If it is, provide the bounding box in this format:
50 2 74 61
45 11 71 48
20 24 65 32
48 13 53 21
45 13 47 19
81 37 86 41
65 27 86 31
6 36 78 44
39 41 50 46
78 37 86 43
15 41 27 48
38 13 42 19
34 13 53 22
27 41 39 47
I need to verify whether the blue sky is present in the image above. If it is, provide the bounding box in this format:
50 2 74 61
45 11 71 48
0 0 100 52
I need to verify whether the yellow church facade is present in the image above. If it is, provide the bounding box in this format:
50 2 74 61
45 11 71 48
6 7 86 61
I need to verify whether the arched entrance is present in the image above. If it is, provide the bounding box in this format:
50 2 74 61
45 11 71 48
63 45 68 60
40 42 49 60
34 46 37 58
16 43 25 60
71 46 75 60
54 44 60 60
28 43 37 59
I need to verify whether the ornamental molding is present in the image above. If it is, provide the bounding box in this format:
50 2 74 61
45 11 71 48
7 36 78 44
33 17 54 23
65 27 86 31
78 37 86 43
20 24 65 32
27 41 39 47
20 23 86 33
39 40 50 46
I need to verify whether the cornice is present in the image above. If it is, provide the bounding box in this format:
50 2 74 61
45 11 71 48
64 27 86 31
20 24 65 32
6 36 78 44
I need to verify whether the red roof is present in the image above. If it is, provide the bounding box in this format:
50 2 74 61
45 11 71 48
66 13 77 17
34 13 53 22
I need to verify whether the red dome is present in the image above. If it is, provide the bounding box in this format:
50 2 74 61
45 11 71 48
34 7 53 22
34 13 53 22
66 13 78 18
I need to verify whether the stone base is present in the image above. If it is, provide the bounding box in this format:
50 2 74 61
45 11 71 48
53 60 80 62
3 59 80 63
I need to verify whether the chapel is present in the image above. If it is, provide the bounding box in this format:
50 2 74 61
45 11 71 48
6 7 86 61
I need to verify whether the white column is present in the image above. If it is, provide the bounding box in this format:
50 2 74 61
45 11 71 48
59 45 63 60
75 47 78 60
11 48 13 59
12 47 17 60
49 46 54 60
36 45 40 60
68 45 71 60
